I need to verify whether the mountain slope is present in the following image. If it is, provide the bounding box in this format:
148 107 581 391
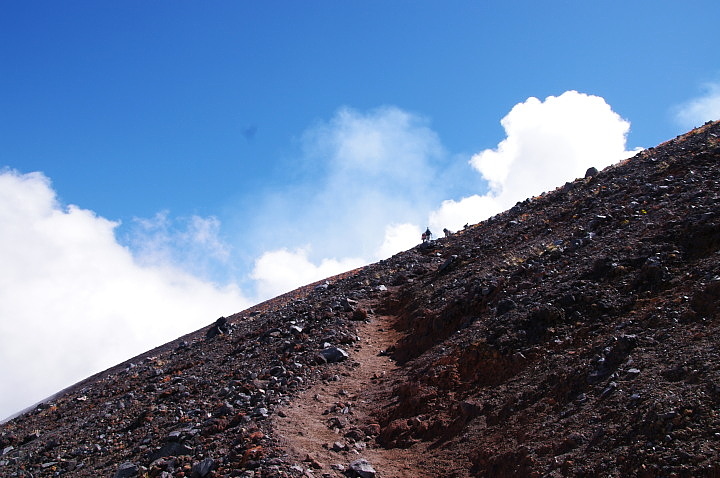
1 121 719 477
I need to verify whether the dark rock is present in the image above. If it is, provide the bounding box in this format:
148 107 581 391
314 281 330 291
191 458 216 478
22 431 41 444
340 297 358 312
146 441 194 461
496 299 517 316
599 381 618 399
691 279 720 318
636 257 667 290
344 428 365 441
252 407 269 418
213 402 234 417
438 255 459 273
269 365 287 377
626 368 641 378
114 462 139 478
351 308 369 321
605 334 637 366
662 365 688 382
206 316 230 339
318 347 349 363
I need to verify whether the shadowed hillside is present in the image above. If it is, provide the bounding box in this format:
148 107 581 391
2 121 720 477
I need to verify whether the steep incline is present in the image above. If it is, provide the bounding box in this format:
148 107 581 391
1 121 719 477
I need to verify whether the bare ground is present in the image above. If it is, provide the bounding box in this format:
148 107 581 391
274 301 440 477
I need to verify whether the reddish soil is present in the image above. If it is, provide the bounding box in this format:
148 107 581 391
275 300 440 477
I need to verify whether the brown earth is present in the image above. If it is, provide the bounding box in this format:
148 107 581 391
274 299 438 477
2 120 720 477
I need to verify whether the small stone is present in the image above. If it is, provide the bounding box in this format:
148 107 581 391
438 255 458 273
114 462 139 478
344 429 365 441
340 297 358 311
147 442 193 462
626 368 641 378
191 458 216 478
319 347 349 363
349 458 376 478
269 365 287 377
252 407 269 418
351 308 368 321
600 381 617 399
304 453 324 469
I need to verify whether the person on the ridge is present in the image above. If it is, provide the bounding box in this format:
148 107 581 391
423 227 432 242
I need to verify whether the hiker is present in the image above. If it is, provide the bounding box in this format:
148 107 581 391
423 227 432 242
443 228 452 237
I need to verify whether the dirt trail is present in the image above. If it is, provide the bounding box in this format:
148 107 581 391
274 304 434 477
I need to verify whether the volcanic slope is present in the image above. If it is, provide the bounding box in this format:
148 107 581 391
1 121 720 477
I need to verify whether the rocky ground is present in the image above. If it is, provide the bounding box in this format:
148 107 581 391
1 120 720 477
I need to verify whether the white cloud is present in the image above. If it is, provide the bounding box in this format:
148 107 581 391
375 223 422 260
430 91 639 231
429 195 502 233
125 211 232 282
251 247 365 300
675 82 720 129
0 170 249 420
245 106 449 297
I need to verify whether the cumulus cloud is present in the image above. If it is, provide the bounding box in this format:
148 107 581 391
675 82 720 130
125 211 233 283
251 247 365 300
374 223 422 260
0 170 249 420
430 91 640 232
245 106 449 297
429 194 500 233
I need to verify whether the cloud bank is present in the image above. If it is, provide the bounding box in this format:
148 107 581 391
0 170 249 419
675 82 720 130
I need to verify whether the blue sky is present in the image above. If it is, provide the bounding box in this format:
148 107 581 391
1 1 719 419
